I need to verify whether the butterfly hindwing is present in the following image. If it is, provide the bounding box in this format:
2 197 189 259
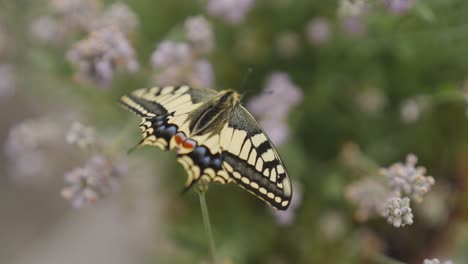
220 106 292 210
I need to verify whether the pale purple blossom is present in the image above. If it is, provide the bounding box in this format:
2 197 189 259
384 0 414 14
150 41 192 69
67 26 139 87
381 154 435 203
345 178 389 221
0 64 15 99
341 16 366 36
338 0 368 36
247 72 302 145
93 2 139 34
423 259 454 264
49 0 101 30
207 0 255 24
400 96 430 123
29 15 69 45
61 154 127 207
150 41 214 88
4 117 64 183
383 197 414 227
66 122 97 149
306 17 332 45
185 15 214 55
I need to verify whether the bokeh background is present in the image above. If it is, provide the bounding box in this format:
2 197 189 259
1 0 468 263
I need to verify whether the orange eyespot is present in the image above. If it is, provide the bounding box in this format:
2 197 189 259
182 139 196 150
174 133 185 145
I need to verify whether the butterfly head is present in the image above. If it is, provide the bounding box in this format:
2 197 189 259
217 90 241 108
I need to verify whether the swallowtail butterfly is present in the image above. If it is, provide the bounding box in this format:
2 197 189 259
120 85 292 210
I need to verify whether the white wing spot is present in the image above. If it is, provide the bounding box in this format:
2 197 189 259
239 139 251 160
241 177 250 185
255 159 263 171
261 149 275 162
248 149 257 166
250 182 259 189
251 133 267 147
259 187 267 194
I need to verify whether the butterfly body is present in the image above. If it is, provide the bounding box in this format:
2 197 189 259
120 85 292 210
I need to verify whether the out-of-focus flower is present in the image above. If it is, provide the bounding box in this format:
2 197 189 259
306 17 332 45
341 16 366 36
66 26 139 87
185 15 214 55
29 15 69 45
383 197 413 227
150 41 214 88
271 182 303 226
92 2 139 34
423 259 454 264
150 41 191 69
207 0 255 24
49 0 101 30
338 0 368 36
4 117 64 183
61 154 127 207
384 0 414 14
0 64 15 99
247 72 302 145
338 0 369 17
418 185 450 226
400 97 430 123
355 88 387 115
66 122 97 149
275 31 300 58
318 211 346 242
381 154 435 203
345 178 389 221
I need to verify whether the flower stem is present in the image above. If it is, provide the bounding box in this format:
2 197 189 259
198 189 217 264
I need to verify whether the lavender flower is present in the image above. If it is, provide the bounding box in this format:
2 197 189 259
66 26 139 87
423 259 454 264
93 2 139 34
66 122 97 149
30 15 69 45
306 17 332 45
185 15 214 55
271 182 303 226
400 97 430 123
150 41 214 88
246 72 302 145
384 0 414 14
4 117 63 183
338 0 368 36
49 0 101 30
345 178 389 221
318 211 346 242
381 154 435 202
383 197 413 227
150 41 192 69
0 64 15 99
207 0 255 24
61 154 127 207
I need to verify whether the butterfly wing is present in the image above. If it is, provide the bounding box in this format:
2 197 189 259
219 105 293 210
120 85 217 150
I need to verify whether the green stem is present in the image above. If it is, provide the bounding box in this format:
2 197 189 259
198 190 217 264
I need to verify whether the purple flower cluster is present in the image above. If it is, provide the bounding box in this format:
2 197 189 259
150 16 215 88
247 72 302 145
207 0 255 24
66 26 139 87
